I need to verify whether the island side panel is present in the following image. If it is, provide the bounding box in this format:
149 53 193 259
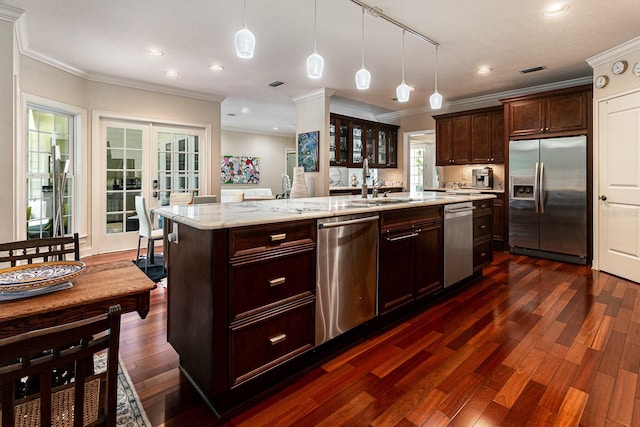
166 219 229 396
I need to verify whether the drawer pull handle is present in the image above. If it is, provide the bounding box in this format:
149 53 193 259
269 277 286 287
480 225 487 229
269 333 287 345
481 252 486 257
270 233 287 242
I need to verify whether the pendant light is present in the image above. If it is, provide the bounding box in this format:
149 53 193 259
307 0 324 79
396 29 410 102
355 5 371 90
234 0 255 59
429 45 443 109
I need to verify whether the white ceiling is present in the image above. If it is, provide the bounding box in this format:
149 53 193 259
3 0 639 135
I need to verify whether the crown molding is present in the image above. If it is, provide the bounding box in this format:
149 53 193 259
291 88 335 104
0 4 24 22
221 125 295 137
87 72 226 103
586 36 640 68
375 76 593 121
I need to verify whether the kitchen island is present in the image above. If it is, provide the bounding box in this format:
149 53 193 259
153 191 495 417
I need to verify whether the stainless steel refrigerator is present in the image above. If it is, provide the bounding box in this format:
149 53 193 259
508 136 587 264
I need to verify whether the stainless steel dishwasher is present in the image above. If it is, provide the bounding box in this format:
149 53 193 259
316 213 379 345
444 202 474 287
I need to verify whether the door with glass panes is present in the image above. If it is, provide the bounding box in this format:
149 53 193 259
96 120 204 253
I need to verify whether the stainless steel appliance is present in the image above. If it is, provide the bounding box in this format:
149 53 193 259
471 168 493 189
316 213 378 345
444 202 474 287
508 136 587 264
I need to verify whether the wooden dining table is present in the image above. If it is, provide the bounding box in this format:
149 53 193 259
0 260 157 339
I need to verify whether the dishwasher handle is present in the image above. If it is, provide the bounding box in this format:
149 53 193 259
444 206 475 214
318 215 379 229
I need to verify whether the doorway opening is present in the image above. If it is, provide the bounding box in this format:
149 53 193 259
407 132 438 192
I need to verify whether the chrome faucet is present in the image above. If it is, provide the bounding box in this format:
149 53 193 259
361 159 370 198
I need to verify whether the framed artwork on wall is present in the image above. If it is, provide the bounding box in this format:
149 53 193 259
220 155 260 184
297 131 319 172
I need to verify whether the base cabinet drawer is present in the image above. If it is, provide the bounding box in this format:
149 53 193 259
229 298 315 387
474 238 493 270
230 250 315 320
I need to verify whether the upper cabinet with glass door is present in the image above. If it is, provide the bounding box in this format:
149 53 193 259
330 113 398 168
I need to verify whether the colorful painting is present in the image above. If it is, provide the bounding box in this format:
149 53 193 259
297 131 319 172
220 155 260 184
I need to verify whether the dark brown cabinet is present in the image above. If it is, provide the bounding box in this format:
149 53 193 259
435 106 504 165
502 85 591 138
471 107 505 163
473 200 493 270
379 206 443 314
331 113 398 168
491 193 505 246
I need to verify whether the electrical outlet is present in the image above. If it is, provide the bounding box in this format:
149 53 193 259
462 173 467 180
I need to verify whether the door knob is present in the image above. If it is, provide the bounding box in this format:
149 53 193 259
599 195 607 201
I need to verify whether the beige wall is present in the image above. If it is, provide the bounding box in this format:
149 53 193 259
221 130 295 196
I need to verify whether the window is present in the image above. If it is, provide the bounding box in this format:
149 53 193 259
410 145 425 192
26 106 75 239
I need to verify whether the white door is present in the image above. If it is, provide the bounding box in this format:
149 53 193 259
95 121 205 254
97 121 151 253
598 91 640 283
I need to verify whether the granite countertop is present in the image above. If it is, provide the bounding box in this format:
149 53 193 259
152 191 496 230
425 187 505 194
329 186 404 191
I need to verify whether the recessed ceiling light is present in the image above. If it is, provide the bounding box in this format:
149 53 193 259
544 3 569 16
209 64 224 71
241 107 250 114
477 66 493 74
272 126 279 131
145 48 164 57
164 70 179 78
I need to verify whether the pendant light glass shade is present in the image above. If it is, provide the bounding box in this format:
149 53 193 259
234 28 255 58
307 51 324 79
396 29 410 102
307 0 324 79
355 6 370 90
235 0 255 58
396 82 410 102
355 68 371 89
430 45 443 109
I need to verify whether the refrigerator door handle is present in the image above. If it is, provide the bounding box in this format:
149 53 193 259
539 162 545 214
534 162 540 213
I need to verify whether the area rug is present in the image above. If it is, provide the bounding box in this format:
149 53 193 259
94 354 151 427
133 254 166 283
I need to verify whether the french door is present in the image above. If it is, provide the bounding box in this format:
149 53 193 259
95 120 205 254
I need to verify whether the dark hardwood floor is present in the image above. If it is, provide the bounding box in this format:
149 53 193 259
83 250 639 426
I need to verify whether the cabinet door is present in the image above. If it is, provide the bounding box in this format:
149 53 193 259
545 91 588 133
388 128 397 168
329 120 337 164
471 113 492 163
352 124 363 165
378 129 388 167
509 98 545 136
379 227 415 314
492 197 504 242
451 116 472 163
365 126 376 165
338 121 350 164
436 118 453 165
415 222 442 298
491 110 505 163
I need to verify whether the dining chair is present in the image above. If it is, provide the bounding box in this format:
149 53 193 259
0 305 121 427
192 195 217 204
0 233 80 268
169 192 193 205
134 196 163 272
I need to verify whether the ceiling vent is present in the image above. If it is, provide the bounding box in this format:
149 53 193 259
268 80 285 87
519 66 547 74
